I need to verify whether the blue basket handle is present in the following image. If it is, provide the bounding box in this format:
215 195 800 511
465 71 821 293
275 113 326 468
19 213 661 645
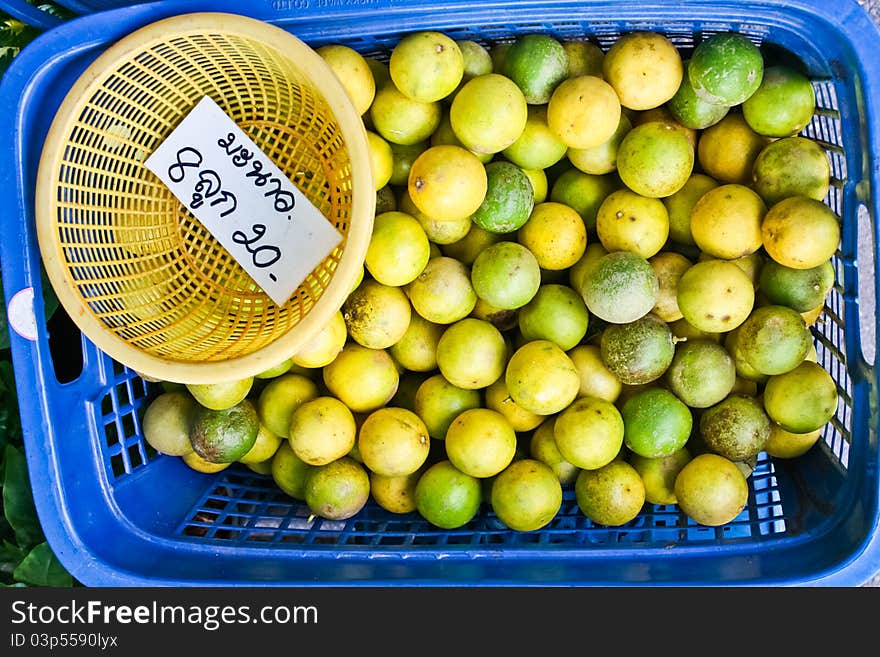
0 0 64 29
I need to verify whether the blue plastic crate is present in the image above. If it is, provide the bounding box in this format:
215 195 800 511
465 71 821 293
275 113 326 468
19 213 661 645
1 0 879 586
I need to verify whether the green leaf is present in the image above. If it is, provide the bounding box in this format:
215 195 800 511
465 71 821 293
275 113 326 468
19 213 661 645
2 445 43 548
13 542 72 587
0 539 26 576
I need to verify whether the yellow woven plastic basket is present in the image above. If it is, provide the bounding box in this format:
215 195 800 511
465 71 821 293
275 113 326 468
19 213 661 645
35 12 374 384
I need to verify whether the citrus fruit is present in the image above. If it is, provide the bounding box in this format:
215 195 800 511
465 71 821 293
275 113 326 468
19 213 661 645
648 251 691 322
523 167 549 203
501 104 569 171
689 183 766 259
435 317 507 390
758 258 835 313
763 423 823 459
632 105 699 151
414 373 482 440
595 188 669 259
238 423 283 466
576 460 646 526
724 324 770 384
547 75 622 149
181 451 230 474
699 393 771 461
761 196 840 269
190 399 260 464
600 313 675 385
358 406 431 477
763 360 838 434
405 256 477 324
415 459 482 529
271 441 314 500
553 395 625 470
255 373 319 438
669 316 723 344
568 241 609 293
616 121 694 198
736 305 812 375
491 459 563 531
471 161 535 234
667 60 731 130
563 39 604 78
365 210 431 287
621 387 693 458
579 250 659 324
567 343 623 403
316 44 376 115
440 222 505 266
665 339 736 408
398 187 472 245
408 144 488 221
751 136 831 205
629 447 692 505
369 466 426 515
688 32 764 105
388 313 445 373
506 340 581 415
322 343 399 414
142 390 196 456
388 140 428 186
549 169 619 234
566 112 632 176
602 31 683 110
518 283 589 351
697 112 769 185
455 39 493 91
288 396 357 466
342 278 412 350
370 82 442 146
304 456 371 521
676 258 755 333
186 376 253 411
662 173 719 246
291 310 347 369
529 418 580 485
471 241 541 310
503 33 569 104
517 201 587 270
742 65 816 137
365 129 393 190
449 73 528 154
429 110 494 163
389 31 463 103
674 452 749 526
445 408 518 478
255 357 294 379
470 296 519 332
484 377 545 433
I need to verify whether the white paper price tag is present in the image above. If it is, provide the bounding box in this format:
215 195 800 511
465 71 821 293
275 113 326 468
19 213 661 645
145 96 343 306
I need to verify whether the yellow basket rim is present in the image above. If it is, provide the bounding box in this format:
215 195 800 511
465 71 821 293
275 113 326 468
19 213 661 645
35 12 375 385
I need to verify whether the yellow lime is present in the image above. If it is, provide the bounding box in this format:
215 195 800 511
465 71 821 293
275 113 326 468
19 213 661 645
390 31 464 103
450 73 528 154
602 31 683 110
342 278 412 350
517 201 587 270
316 44 376 115
405 256 477 324
238 424 283 465
407 145 488 221
595 188 669 259
485 377 544 433
547 75 621 149
445 408 517 478
291 310 347 369
322 343 399 413
370 83 442 146
255 373 319 438
288 396 357 466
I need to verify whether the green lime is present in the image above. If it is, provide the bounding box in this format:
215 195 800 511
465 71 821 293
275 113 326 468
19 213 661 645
575 460 646 526
369 83 442 146
271 441 314 500
763 360 838 434
518 283 589 351
529 418 580 484
665 339 736 408
735 305 812 375
389 31 464 103
189 399 260 464
758 258 835 313
415 459 482 529
490 459 563 531
600 313 675 385
471 241 541 310
414 373 482 439
142 390 196 456
579 250 659 324
742 65 816 137
304 456 371 521
501 104 569 171
450 73 528 154
621 387 693 458
751 136 831 205
503 33 569 104
688 32 764 106
662 173 719 246
667 60 730 130
186 377 253 411
616 121 694 198
699 394 771 461
549 168 619 234
471 161 535 234
629 447 692 505
566 112 632 176
436 318 508 390
406 256 477 325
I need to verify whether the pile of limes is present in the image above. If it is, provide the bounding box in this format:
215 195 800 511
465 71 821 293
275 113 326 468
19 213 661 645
140 29 841 532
